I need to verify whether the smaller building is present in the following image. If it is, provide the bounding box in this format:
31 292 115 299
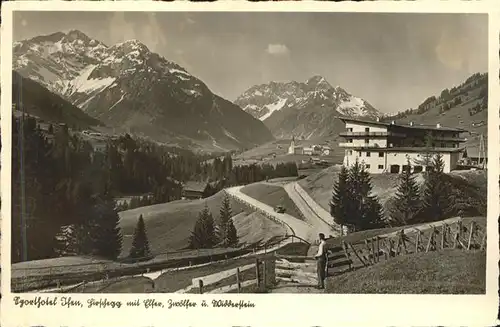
463 146 487 167
182 181 210 200
303 147 314 155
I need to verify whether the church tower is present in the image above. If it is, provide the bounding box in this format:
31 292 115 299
288 136 295 154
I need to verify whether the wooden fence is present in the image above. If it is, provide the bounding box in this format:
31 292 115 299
193 257 276 294
338 217 486 272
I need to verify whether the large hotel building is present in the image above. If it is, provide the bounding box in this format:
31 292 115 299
338 117 467 174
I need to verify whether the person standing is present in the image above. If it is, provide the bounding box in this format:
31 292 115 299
314 233 327 289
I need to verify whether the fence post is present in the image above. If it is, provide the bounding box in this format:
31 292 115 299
425 229 434 253
394 234 401 256
341 241 353 270
441 224 446 249
480 231 486 250
415 231 420 253
401 231 408 254
198 280 204 294
467 221 475 250
370 238 376 262
364 239 372 264
236 268 241 293
348 243 367 267
375 237 380 263
255 259 261 289
263 260 267 291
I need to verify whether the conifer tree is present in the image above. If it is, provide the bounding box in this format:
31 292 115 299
189 204 217 249
218 193 232 243
421 153 450 222
91 198 123 259
344 159 384 232
390 159 421 225
129 214 152 260
330 165 351 234
224 219 239 248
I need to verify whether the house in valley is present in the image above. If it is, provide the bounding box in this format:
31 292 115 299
182 181 211 200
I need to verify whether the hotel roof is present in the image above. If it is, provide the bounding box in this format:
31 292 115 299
338 117 467 133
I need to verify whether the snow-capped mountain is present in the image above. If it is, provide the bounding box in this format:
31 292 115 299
235 76 381 139
14 30 273 152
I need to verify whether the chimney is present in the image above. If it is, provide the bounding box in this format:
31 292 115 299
376 117 380 122
436 123 441 128
391 120 395 125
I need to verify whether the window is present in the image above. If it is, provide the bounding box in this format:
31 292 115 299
440 143 445 147
348 139 353 143
365 139 369 144
366 164 371 169
348 150 353 155
379 152 384 157
378 165 384 169
414 166 423 173
366 152 371 157
347 128 353 132
365 127 370 132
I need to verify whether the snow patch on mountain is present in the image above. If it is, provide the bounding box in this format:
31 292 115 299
261 98 287 120
69 65 115 95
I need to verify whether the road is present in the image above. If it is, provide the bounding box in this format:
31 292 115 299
226 185 315 242
284 182 341 238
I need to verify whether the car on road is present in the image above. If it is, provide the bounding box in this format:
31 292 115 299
274 205 286 214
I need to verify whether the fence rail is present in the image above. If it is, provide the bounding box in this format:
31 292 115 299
14 232 298 293
330 217 486 275
194 257 276 294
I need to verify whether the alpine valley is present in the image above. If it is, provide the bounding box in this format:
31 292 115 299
13 30 274 152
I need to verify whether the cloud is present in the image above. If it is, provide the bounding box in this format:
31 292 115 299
434 29 467 71
266 43 290 56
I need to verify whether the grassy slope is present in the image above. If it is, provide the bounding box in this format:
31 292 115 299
298 165 487 216
325 249 486 294
119 190 286 256
240 183 304 220
390 75 487 149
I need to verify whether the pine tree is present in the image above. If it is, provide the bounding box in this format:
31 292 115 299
390 159 421 225
189 204 217 249
414 132 434 171
218 193 232 243
345 159 384 232
330 166 351 234
129 214 152 261
89 198 123 259
421 153 450 222
224 219 239 248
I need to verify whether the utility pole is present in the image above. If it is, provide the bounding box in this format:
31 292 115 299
478 133 486 169
18 74 28 261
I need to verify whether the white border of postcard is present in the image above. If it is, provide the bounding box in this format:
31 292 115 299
1 1 500 326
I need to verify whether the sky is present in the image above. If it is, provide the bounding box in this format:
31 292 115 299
13 11 488 114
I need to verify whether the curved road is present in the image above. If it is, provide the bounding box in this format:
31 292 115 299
226 185 315 242
284 182 341 238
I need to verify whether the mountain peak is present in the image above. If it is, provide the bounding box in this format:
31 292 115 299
111 39 150 55
305 75 332 90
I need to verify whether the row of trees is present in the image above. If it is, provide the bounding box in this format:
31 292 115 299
189 193 239 249
11 115 249 262
12 115 123 262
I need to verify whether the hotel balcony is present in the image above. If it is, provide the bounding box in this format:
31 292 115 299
338 131 406 138
339 142 383 148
